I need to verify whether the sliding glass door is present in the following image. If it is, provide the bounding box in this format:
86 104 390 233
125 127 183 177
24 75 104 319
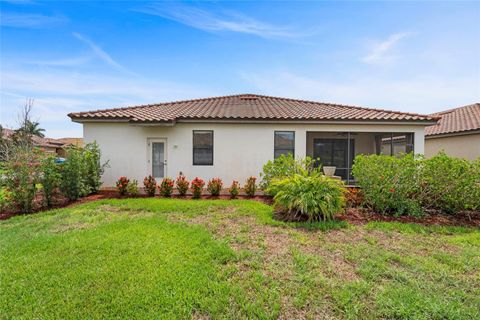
313 138 354 180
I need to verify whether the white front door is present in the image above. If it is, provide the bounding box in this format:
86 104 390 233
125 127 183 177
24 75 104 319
149 139 167 181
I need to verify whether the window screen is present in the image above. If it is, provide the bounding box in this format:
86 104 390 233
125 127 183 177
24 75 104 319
274 131 295 159
193 130 213 165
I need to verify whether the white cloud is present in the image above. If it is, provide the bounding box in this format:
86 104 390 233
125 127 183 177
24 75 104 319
362 32 412 65
135 3 296 39
241 71 480 114
72 32 135 74
0 12 67 28
25 56 92 67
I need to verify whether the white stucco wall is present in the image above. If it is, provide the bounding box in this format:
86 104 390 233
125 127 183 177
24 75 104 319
83 122 426 187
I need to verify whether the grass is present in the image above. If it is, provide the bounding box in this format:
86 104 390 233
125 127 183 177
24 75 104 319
1 198 479 319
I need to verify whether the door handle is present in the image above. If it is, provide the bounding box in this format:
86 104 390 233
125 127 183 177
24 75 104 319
163 160 167 165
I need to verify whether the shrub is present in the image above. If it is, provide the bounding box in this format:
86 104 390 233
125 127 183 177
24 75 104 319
176 175 189 196
228 181 240 199
0 187 12 212
61 147 88 201
244 176 257 197
207 178 223 196
352 154 422 216
418 152 480 213
159 178 174 197
126 179 139 196
268 174 346 221
345 187 363 208
83 142 108 194
260 154 321 194
40 155 61 207
2 148 41 213
116 176 129 195
143 175 157 197
190 177 205 199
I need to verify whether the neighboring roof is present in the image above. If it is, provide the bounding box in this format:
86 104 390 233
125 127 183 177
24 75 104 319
58 137 84 147
1 128 73 148
68 94 438 124
425 103 480 136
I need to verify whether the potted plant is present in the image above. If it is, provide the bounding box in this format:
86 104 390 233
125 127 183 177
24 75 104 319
323 166 336 177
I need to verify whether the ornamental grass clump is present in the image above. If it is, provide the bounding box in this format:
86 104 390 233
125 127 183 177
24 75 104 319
159 178 174 197
116 176 129 196
245 176 257 197
267 173 346 221
143 175 157 197
190 177 205 199
176 175 189 196
207 178 223 196
228 181 240 199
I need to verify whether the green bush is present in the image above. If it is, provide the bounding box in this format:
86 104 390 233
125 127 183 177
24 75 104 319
352 152 480 216
0 187 12 212
260 154 321 195
40 155 61 207
352 154 422 216
2 148 42 212
418 152 480 213
126 179 139 196
83 142 108 194
60 147 88 201
268 173 346 221
244 176 257 197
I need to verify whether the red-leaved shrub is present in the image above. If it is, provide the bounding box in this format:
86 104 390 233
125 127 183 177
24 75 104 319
143 175 157 197
245 176 257 197
176 175 189 196
158 178 174 197
190 177 205 199
207 178 223 196
116 176 129 195
228 181 240 199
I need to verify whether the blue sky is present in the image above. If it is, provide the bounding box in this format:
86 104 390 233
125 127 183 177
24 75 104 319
1 1 479 138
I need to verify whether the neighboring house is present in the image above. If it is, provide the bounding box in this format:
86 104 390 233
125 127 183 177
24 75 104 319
425 103 480 160
1 128 80 157
69 94 437 187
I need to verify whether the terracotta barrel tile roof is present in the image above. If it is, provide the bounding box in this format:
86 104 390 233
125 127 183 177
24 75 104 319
426 103 480 136
68 94 438 123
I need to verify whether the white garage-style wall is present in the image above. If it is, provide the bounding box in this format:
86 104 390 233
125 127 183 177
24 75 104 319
83 122 426 187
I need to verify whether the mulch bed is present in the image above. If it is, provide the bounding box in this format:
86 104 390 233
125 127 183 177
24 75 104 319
339 207 480 228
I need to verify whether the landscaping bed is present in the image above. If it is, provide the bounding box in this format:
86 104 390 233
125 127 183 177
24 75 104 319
341 207 480 228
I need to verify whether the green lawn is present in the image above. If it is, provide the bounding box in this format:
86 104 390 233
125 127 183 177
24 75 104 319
1 199 479 319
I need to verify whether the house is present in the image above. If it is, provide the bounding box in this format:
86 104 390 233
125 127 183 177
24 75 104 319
0 128 80 157
425 103 480 160
68 94 438 187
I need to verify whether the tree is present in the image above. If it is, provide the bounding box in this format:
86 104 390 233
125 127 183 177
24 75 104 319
15 99 46 138
23 120 46 138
